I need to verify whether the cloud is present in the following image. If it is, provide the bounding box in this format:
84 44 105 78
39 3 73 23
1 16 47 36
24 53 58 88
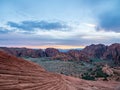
96 1 120 32
81 0 120 32
0 20 120 47
83 23 96 27
7 20 68 31
31 22 120 42
0 27 10 34
98 9 120 32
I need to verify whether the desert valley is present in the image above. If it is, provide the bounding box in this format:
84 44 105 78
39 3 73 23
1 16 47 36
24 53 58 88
0 43 120 90
0 0 120 90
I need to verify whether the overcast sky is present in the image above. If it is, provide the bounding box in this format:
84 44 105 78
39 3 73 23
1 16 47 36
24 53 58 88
0 0 120 49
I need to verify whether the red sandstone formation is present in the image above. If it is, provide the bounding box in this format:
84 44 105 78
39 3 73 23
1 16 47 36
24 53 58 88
68 50 81 61
52 50 89 61
102 43 120 64
0 50 120 90
68 50 89 61
82 44 107 58
45 48 60 57
0 43 120 64
0 47 46 58
52 52 73 61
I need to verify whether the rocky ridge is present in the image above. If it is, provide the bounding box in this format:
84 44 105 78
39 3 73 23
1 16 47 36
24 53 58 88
0 43 120 64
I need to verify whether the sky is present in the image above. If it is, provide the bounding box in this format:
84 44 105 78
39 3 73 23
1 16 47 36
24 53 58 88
0 0 120 49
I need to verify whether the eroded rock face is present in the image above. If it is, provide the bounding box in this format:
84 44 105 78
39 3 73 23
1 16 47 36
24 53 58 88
68 50 89 61
82 44 107 59
102 43 120 64
51 50 89 61
52 52 73 61
0 43 120 64
82 43 120 65
45 48 60 57
0 50 119 90
0 47 46 58
68 50 81 61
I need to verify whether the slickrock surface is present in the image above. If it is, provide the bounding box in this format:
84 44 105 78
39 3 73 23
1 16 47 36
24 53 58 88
0 51 120 90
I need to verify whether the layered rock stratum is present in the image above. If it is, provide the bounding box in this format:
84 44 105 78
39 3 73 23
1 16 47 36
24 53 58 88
0 50 120 90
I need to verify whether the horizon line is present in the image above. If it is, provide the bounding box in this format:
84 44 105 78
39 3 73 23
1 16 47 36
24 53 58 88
0 45 85 49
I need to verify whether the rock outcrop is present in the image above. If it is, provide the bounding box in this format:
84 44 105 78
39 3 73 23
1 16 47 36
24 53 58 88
82 43 120 64
82 44 107 59
0 50 120 90
52 52 73 61
52 50 89 61
102 43 120 64
102 64 114 76
45 48 60 57
67 50 89 61
68 50 81 61
0 47 46 58
0 43 120 64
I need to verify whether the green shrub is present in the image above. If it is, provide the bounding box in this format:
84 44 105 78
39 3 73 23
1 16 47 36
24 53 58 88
82 73 95 80
95 67 108 78
82 66 109 81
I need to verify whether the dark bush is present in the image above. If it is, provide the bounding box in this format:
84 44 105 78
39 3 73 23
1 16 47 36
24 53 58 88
82 73 95 80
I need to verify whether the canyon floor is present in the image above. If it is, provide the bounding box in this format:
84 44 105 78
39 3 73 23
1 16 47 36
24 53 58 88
25 57 120 81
